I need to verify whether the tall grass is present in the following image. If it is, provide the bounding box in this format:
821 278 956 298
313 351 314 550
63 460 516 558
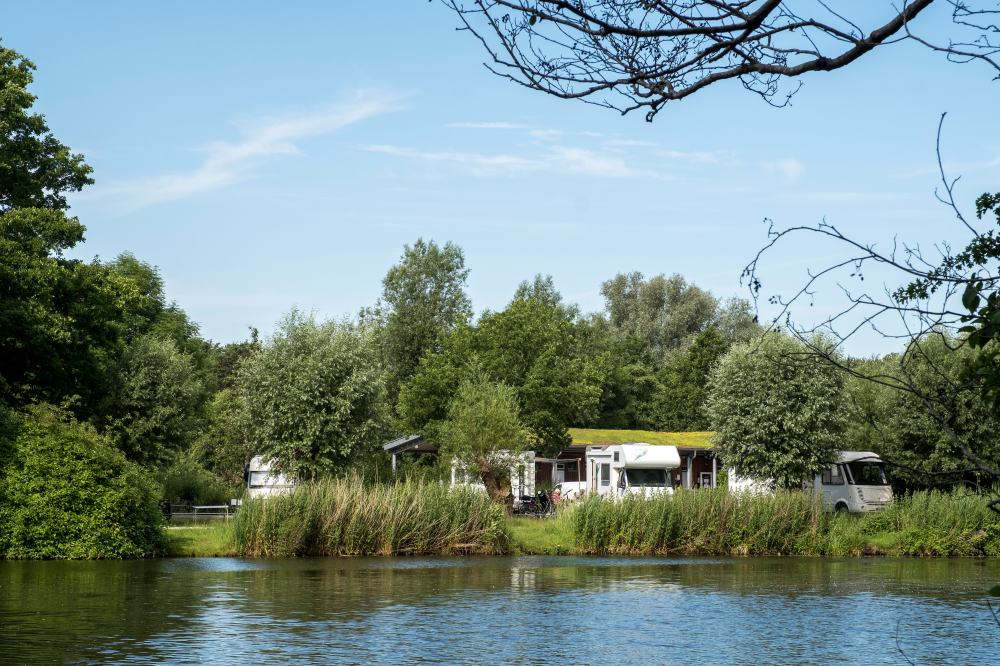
573 488 1000 557
232 477 509 557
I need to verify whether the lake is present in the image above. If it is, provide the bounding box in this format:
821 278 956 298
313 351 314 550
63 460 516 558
2 556 998 664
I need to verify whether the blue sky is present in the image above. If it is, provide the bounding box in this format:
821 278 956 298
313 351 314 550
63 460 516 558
5 2 999 354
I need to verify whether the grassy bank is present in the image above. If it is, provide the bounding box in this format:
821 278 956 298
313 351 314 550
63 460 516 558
231 478 508 557
573 488 1000 557
163 523 237 557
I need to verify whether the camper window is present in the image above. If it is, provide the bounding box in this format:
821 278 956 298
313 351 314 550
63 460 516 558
821 465 845 486
600 464 610 487
248 471 270 488
846 460 888 486
625 468 668 488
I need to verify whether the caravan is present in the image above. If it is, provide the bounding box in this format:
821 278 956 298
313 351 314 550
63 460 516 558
245 456 296 499
586 443 681 498
812 451 892 512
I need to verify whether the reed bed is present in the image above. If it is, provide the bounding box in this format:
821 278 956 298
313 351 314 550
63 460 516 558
573 488 1000 557
232 477 509 557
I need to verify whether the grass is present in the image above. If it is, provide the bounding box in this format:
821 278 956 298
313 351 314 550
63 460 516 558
572 487 1000 557
231 477 509 557
508 511 579 555
569 428 713 448
163 523 237 557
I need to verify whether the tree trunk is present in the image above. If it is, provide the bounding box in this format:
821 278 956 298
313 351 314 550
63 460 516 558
480 466 513 515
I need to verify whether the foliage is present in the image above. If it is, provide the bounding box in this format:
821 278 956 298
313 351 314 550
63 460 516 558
377 238 472 389
653 327 728 431
191 387 254 486
0 208 145 417
572 487 1000 557
237 311 390 479
399 295 605 455
102 334 205 466
706 333 847 487
161 453 236 505
0 42 93 211
232 477 508 557
0 404 163 559
437 375 527 507
846 337 1000 490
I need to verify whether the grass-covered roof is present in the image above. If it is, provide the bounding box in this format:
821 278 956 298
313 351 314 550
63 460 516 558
568 428 714 449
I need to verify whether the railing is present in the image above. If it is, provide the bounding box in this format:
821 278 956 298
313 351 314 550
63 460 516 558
163 501 240 523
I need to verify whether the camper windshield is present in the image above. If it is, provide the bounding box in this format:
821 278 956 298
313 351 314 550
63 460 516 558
625 468 669 488
846 460 888 486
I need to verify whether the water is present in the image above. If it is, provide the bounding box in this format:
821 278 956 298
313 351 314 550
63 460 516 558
1 556 998 664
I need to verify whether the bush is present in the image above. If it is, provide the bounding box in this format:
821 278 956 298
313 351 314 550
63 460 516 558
232 477 509 557
0 404 164 559
161 454 237 506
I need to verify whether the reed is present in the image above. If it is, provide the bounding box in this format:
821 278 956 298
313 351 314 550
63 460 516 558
573 488 1000 557
231 477 509 557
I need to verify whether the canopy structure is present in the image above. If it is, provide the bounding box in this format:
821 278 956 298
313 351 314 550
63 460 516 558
383 435 438 474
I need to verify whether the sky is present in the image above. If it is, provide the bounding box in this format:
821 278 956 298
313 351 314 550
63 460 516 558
4 1 1000 355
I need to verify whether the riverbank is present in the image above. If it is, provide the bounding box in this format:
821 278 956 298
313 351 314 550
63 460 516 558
164 487 1000 558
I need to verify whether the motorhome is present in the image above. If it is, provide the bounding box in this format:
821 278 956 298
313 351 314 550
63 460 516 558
813 451 892 512
245 456 296 499
586 443 681 498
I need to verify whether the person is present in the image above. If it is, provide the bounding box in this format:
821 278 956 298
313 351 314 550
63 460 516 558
550 486 561 506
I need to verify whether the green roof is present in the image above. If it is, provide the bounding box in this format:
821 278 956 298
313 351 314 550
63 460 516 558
568 428 715 449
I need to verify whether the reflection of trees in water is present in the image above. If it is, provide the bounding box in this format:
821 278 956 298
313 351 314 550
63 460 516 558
2 557 997 662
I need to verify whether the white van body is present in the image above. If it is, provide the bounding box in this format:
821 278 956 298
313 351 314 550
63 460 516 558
245 456 296 499
813 451 892 513
586 443 681 498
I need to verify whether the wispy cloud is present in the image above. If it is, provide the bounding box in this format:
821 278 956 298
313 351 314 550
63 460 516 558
446 121 528 130
762 157 805 183
96 90 403 211
365 143 661 179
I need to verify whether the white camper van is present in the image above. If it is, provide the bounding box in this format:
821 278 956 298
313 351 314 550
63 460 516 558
586 443 681 498
245 456 296 499
813 451 892 513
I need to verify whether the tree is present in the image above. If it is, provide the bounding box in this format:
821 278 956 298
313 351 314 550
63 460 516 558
0 208 145 418
601 272 718 363
706 333 847 487
654 326 728 431
237 311 390 479
444 1 999 120
378 239 472 390
101 334 205 467
437 375 528 511
192 387 254 487
1 42 93 211
399 295 605 455
0 404 163 559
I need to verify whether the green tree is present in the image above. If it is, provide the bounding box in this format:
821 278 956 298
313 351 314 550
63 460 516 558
438 375 527 511
601 272 718 363
1 43 93 211
378 239 472 390
101 334 205 467
706 333 847 487
0 404 163 559
654 327 728 431
0 208 144 417
192 387 254 486
237 311 390 479
399 296 604 456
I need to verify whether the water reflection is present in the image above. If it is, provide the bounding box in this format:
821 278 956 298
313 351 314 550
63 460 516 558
1 557 997 664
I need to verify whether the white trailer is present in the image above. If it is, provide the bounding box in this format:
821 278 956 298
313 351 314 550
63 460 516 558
813 451 892 513
245 456 296 499
586 443 681 498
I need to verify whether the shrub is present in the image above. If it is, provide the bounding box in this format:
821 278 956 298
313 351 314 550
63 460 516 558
161 454 237 506
232 477 508 557
0 404 164 559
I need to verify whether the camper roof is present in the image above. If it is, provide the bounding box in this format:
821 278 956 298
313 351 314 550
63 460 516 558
617 443 681 469
837 451 883 464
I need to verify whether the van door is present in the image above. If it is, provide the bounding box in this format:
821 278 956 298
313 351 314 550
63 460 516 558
819 463 847 510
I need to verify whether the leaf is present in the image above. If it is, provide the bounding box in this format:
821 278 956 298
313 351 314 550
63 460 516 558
962 283 981 312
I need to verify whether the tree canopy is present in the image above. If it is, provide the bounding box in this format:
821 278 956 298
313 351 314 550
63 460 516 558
706 333 847 487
